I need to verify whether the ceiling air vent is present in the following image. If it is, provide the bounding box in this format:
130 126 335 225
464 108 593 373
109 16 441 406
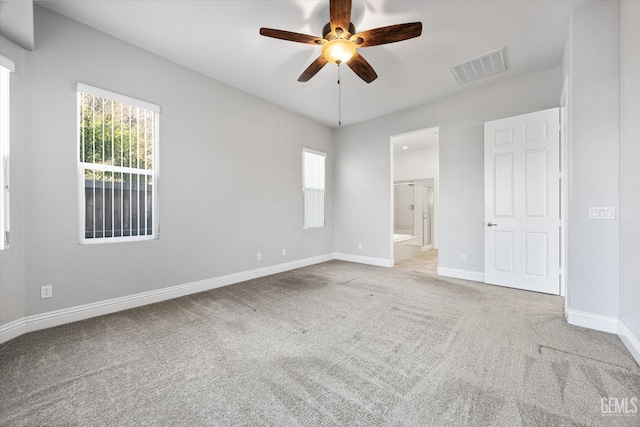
450 47 507 84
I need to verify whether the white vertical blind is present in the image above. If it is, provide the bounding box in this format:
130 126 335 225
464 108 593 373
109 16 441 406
302 148 326 228
0 58 13 250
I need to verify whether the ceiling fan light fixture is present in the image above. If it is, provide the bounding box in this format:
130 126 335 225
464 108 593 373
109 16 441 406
259 0 422 84
322 39 356 64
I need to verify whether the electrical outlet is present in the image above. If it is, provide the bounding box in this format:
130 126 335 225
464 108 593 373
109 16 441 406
257 252 262 261
461 254 467 262
358 243 363 250
41 285 52 299
281 249 286 257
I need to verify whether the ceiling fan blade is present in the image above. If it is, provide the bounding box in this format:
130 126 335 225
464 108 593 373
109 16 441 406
330 0 352 35
347 52 377 83
351 22 422 48
260 28 325 45
298 56 329 82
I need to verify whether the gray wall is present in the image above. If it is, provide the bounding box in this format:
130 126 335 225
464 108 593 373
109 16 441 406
0 0 34 51
565 1 620 317
0 36 26 326
334 67 562 271
21 6 333 316
619 0 640 341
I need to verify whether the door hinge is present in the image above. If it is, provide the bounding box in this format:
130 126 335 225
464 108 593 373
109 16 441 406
4 231 9 246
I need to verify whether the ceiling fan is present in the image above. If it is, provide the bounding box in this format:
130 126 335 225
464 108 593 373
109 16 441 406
259 0 422 83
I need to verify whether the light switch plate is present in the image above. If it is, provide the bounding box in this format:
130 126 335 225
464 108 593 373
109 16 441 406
589 207 615 220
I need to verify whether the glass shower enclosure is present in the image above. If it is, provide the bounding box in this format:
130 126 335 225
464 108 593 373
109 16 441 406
393 181 433 249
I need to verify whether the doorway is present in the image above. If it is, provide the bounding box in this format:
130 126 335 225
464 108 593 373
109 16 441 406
390 127 439 265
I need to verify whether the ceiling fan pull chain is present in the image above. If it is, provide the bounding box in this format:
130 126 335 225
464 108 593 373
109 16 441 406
338 64 342 126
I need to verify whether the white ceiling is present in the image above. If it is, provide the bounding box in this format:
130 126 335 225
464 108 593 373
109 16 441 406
38 0 597 128
392 127 438 152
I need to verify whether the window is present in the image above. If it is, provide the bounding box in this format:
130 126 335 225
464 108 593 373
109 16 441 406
0 55 14 251
302 147 326 228
77 83 159 243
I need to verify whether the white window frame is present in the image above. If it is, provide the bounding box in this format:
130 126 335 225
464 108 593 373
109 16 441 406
0 55 14 251
302 147 326 229
77 83 160 244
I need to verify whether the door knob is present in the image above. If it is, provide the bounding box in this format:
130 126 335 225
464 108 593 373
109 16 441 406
487 222 498 227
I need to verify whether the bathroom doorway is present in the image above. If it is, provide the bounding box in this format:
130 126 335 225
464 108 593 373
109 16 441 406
390 127 439 265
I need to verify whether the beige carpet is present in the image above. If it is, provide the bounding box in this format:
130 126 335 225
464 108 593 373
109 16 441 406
1 251 638 426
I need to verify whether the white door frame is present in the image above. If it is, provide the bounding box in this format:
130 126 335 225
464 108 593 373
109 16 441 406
559 76 569 298
389 140 395 266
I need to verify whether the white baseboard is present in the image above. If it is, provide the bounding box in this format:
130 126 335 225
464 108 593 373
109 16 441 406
565 306 619 333
0 253 333 345
333 253 394 268
565 308 640 366
437 267 485 283
7 250 637 368
618 321 640 366
0 318 27 344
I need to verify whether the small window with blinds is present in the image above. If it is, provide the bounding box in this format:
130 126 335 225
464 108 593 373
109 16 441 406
302 147 326 229
0 55 14 250
77 83 159 243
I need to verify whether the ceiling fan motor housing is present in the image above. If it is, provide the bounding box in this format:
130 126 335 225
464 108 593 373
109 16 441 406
322 22 356 40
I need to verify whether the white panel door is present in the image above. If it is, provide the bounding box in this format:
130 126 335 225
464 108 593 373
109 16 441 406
484 108 560 295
